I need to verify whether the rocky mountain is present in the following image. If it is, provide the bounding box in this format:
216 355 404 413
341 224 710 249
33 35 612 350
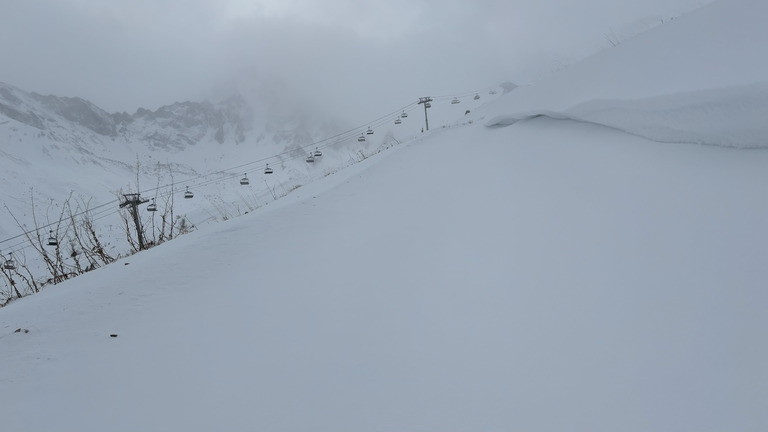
0 82 252 152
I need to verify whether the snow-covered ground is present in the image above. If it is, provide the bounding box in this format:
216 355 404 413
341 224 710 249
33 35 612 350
2 0 768 429
1 115 766 431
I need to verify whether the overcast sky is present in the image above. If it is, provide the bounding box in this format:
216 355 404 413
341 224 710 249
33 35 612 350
1 0 712 123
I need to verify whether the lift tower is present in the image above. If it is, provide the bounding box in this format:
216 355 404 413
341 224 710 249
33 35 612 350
120 193 149 250
418 97 433 131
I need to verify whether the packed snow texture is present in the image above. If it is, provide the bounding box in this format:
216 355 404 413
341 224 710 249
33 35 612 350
482 0 768 148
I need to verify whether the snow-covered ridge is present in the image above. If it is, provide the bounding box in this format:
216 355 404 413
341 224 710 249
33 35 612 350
481 0 768 149
0 81 252 150
486 83 768 148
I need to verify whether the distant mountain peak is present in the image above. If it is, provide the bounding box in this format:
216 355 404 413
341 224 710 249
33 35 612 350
0 83 254 149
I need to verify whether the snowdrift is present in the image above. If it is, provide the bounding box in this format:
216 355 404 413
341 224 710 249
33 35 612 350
482 0 768 148
487 83 768 148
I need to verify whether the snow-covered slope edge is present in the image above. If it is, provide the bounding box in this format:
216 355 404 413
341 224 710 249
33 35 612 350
487 83 768 148
481 0 768 148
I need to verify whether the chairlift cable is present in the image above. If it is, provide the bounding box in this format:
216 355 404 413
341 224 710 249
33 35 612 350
0 97 448 247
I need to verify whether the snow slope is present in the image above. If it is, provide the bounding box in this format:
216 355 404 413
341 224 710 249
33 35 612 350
480 0 768 148
1 117 766 431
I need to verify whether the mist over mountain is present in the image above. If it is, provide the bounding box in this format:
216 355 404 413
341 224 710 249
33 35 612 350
1 82 256 149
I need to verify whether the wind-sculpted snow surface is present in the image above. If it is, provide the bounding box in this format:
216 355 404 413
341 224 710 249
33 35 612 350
482 0 768 148
486 83 768 148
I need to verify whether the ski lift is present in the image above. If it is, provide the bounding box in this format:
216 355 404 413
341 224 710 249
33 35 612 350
451 97 460 104
314 147 323 158
306 153 315 163
147 198 158 212
264 163 273 174
358 134 366 142
47 230 58 246
425 102 431 108
366 127 374 135
401 111 408 118
474 93 480 100
240 173 249 185
394 118 402 125
184 186 194 199
3 253 15 271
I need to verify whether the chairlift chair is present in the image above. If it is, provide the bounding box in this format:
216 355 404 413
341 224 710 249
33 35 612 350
394 118 402 125
358 134 366 142
474 93 480 100
184 186 194 199
47 230 58 246
147 198 158 212
240 174 249 185
306 153 315 163
314 147 323 158
366 127 374 135
401 111 408 118
264 163 273 174
451 97 460 104
3 253 15 271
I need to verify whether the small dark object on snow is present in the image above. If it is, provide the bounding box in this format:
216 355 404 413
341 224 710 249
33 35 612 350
14 328 29 334
110 334 118 338
124 262 130 265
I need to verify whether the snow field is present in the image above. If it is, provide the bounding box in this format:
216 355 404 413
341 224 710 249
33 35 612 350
1 117 766 431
